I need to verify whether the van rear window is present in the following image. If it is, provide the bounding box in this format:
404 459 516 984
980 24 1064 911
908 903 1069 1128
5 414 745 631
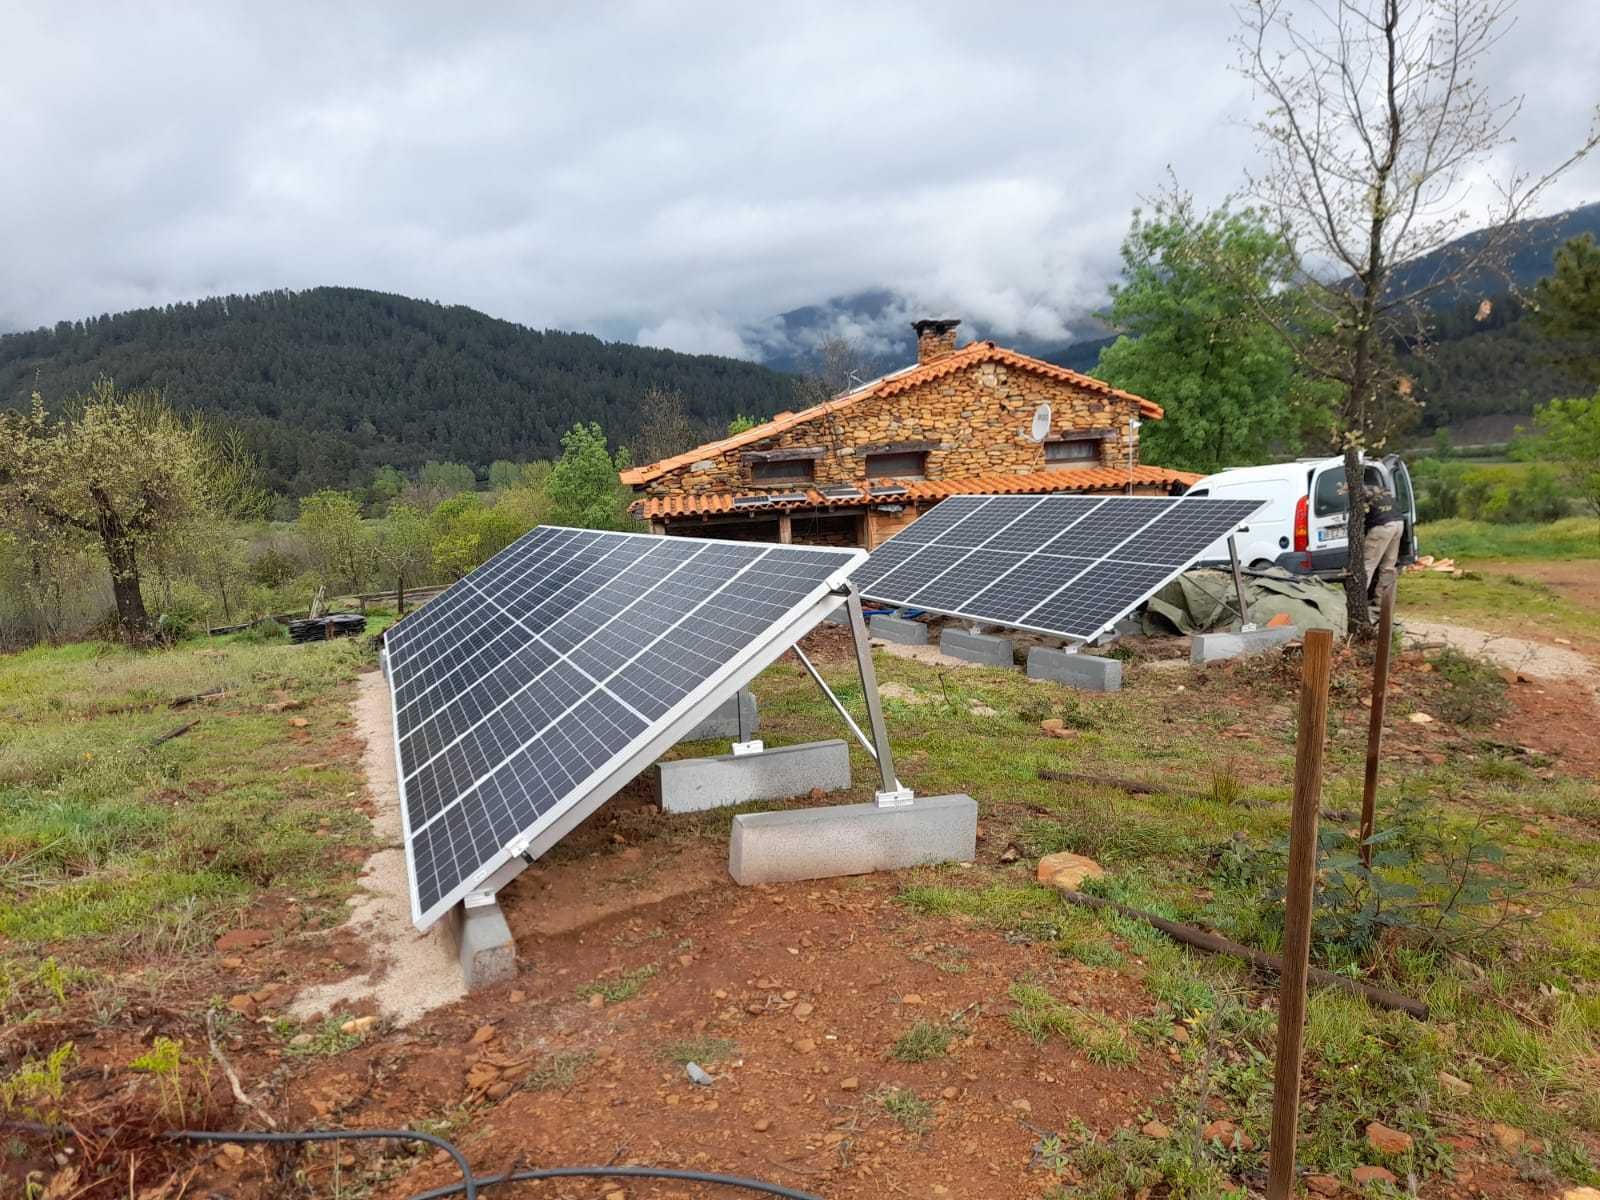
1313 465 1386 516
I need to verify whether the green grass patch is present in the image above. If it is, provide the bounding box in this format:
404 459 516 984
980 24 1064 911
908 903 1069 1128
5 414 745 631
276 1017 363 1057
870 1085 933 1133
523 1050 593 1092
890 1020 954 1063
576 964 658 1004
660 1037 738 1065
1008 982 1136 1066
1416 517 1598 561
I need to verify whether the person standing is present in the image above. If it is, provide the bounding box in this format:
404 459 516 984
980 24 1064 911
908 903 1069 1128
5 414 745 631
1361 478 1405 602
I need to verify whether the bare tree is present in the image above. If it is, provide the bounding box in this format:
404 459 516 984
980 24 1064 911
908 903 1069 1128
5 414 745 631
1234 0 1598 633
631 386 704 467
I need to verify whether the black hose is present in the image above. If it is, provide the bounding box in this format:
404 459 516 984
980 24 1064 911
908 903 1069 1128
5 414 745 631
170 1128 823 1200
172 1128 477 1200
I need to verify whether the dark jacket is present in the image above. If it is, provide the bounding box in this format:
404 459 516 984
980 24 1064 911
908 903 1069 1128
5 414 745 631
1362 482 1403 530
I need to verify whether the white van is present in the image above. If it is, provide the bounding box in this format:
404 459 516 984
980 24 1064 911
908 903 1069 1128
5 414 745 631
1185 455 1418 576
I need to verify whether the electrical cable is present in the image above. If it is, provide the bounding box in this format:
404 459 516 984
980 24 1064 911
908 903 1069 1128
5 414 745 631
10 1123 826 1200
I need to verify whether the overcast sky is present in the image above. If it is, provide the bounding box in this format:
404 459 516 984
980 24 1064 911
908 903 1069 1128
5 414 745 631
3 2 1597 361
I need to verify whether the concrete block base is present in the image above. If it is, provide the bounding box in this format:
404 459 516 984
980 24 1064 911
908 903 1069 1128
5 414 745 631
869 613 928 645
678 690 758 742
729 793 978 885
940 628 1015 667
1026 647 1123 692
444 900 517 991
1191 625 1301 665
659 739 850 814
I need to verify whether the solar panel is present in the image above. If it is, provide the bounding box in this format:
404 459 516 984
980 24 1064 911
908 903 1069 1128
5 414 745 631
857 495 1264 642
383 527 864 929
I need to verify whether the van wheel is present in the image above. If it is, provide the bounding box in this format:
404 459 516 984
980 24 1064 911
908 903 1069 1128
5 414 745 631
1249 559 1274 572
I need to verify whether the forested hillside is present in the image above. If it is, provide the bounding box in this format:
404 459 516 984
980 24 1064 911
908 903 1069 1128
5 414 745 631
0 288 800 493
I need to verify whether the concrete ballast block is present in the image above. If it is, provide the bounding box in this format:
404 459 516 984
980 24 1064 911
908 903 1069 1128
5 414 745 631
678 690 758 742
445 900 517 991
729 793 978 885
659 739 850 814
1190 625 1301 665
939 628 1015 667
1026 647 1122 692
869 613 928 645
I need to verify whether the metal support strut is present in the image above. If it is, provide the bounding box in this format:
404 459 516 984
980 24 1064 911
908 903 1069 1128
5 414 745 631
1227 534 1256 633
798 586 911 807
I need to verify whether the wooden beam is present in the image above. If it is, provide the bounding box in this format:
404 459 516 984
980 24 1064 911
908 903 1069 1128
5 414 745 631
1360 583 1396 867
777 513 793 544
741 446 825 463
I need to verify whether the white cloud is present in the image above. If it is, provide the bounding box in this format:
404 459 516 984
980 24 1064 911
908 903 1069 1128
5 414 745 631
1 1 1595 349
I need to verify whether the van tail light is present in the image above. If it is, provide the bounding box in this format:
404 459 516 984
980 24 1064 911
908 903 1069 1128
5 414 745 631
1293 494 1309 553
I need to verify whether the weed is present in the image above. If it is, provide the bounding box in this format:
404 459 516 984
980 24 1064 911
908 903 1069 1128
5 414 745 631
660 1037 737 1065
277 1017 362 1057
523 1050 593 1091
0 1043 75 1119
130 1036 202 1123
890 1020 953 1063
1428 646 1509 725
576 964 657 1004
1008 983 1135 1066
871 1085 933 1133
1207 760 1242 807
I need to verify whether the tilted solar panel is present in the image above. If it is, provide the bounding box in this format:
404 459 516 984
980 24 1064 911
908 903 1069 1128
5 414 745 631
857 495 1264 641
383 527 864 929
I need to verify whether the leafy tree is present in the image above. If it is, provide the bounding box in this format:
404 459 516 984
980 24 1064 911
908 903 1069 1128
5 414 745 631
546 423 636 530
0 380 241 641
487 460 522 490
419 460 477 499
370 464 406 508
428 493 526 579
631 387 703 467
727 413 759 435
1529 392 1600 517
1093 199 1332 472
1531 235 1600 384
296 490 374 592
375 502 434 613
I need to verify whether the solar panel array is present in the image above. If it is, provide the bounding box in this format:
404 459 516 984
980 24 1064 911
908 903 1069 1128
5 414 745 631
384 527 862 929
854 495 1264 641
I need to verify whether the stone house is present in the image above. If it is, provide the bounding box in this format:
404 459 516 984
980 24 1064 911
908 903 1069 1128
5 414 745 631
621 319 1199 547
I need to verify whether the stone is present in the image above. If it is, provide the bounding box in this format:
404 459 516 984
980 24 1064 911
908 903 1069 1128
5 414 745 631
1407 711 1436 724
753 1118 772 1132
1027 647 1122 692
1190 626 1302 665
1011 1099 1032 1114
1142 1121 1171 1140
1365 1122 1413 1155
470 1024 496 1044
1036 851 1106 893
1039 718 1072 739
289 1033 314 1048
1437 1071 1470 1097
840 1077 859 1091
1170 1025 1190 1044
941 1087 959 1100
939 628 1015 668
588 993 605 1009
1201 1119 1254 1151
902 994 924 1005
1351 1166 1397 1187
728 794 978 886
1560 1189 1600 1200
226 993 257 1017
793 1039 817 1054
214 928 271 953
868 614 928 645
659 740 850 814
1488 1123 1525 1152
793 1002 814 1019
1305 1174 1341 1196
341 1016 375 1036
444 899 517 991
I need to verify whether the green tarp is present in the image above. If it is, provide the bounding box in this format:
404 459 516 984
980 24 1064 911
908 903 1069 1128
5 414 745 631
1141 569 1347 636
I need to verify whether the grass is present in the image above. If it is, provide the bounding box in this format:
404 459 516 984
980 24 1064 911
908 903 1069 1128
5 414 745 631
276 1016 364 1057
575 964 657 1004
1417 516 1598 561
660 1037 738 1065
524 1050 593 1091
1008 982 1137 1066
889 1020 953 1063
0 632 374 952
870 1085 933 1133
1399 567 1599 644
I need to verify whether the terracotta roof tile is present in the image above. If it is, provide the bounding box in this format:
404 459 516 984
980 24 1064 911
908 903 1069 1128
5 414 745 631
619 341 1163 487
633 465 1201 520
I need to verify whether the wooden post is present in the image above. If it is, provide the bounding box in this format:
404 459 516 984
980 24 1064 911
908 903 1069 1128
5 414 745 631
1266 627 1334 1200
777 512 793 544
1359 582 1396 868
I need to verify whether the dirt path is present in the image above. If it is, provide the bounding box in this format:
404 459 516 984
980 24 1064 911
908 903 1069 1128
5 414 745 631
1401 617 1598 684
290 669 465 1025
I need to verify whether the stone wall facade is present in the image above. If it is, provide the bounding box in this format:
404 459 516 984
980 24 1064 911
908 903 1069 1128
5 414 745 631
641 361 1143 499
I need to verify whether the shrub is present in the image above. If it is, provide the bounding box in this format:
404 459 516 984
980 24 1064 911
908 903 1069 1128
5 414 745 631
1429 646 1509 726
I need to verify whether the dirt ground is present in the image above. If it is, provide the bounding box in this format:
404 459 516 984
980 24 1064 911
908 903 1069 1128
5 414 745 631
13 584 1600 1199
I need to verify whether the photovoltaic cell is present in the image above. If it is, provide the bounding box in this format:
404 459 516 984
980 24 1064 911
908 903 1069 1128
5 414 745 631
857 494 1264 642
384 527 863 929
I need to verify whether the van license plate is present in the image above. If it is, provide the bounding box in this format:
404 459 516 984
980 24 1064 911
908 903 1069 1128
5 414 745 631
1320 524 1345 542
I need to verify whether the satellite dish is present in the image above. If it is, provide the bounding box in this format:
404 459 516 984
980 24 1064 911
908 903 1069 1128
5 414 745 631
1028 403 1052 442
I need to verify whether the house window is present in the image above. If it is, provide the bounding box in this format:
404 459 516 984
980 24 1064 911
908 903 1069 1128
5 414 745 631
1044 437 1103 468
751 457 815 484
866 450 928 479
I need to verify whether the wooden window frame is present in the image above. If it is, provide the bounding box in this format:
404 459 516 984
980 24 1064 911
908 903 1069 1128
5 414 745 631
865 450 929 480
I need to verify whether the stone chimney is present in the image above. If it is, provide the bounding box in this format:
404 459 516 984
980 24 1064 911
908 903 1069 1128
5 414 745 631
912 318 960 365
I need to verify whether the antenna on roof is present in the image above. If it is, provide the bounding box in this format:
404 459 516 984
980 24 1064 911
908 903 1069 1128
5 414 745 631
1027 403 1052 442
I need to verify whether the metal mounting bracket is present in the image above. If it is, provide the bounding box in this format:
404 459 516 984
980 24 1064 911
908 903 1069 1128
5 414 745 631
731 739 765 756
